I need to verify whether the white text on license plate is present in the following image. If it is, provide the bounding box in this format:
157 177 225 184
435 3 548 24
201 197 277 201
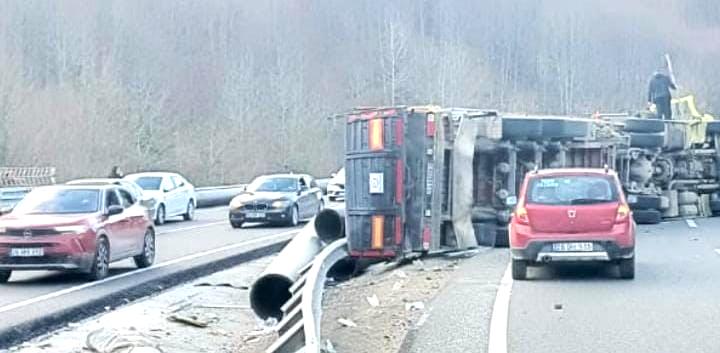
552 242 593 252
10 248 44 257
247 212 266 219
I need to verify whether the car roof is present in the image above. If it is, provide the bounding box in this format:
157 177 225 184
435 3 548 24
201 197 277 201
256 173 309 179
67 178 124 185
529 168 617 177
125 172 178 178
36 184 114 191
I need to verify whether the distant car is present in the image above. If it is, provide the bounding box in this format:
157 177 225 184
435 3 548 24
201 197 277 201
228 174 324 228
509 168 635 280
0 185 156 282
0 187 32 211
326 168 345 202
124 172 196 225
67 178 158 220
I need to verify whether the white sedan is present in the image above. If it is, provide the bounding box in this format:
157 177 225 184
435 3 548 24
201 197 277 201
124 172 196 225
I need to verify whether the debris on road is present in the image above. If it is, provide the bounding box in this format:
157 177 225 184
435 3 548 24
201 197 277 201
366 294 380 307
405 302 425 312
168 314 210 328
85 328 162 353
554 304 564 311
194 282 250 290
337 318 358 328
686 219 699 228
393 270 408 279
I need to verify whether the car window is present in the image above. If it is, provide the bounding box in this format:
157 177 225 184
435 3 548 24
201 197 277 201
248 177 299 192
173 175 186 187
299 178 308 190
118 188 136 208
121 181 143 199
13 188 100 214
163 177 176 191
106 189 121 208
527 175 618 206
133 177 163 191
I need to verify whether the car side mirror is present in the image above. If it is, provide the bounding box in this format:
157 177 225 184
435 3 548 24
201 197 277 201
178 181 185 187
107 205 124 216
163 188 171 193
331 173 337 178
505 196 518 207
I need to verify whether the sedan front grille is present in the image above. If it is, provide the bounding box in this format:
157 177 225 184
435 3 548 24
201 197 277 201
243 204 269 211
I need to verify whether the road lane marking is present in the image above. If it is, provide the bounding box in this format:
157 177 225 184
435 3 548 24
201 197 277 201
714 249 720 256
157 221 227 235
488 263 513 353
0 229 299 315
686 219 698 228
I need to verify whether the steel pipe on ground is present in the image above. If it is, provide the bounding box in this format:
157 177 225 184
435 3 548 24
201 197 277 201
250 208 348 320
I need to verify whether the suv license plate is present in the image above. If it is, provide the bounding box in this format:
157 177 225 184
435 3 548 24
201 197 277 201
552 242 593 252
247 212 266 219
10 248 44 257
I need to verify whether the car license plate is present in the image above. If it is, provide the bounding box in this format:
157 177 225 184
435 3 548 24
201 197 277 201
247 212 266 219
10 248 44 257
552 242 593 252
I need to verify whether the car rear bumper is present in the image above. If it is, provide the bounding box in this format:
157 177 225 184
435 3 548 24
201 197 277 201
511 240 634 263
0 253 94 271
229 207 293 223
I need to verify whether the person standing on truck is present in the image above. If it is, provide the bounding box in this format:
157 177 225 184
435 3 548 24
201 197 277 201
647 69 677 120
108 166 124 178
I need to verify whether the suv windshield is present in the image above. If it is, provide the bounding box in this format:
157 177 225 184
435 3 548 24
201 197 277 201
527 175 618 205
248 177 298 192
13 189 100 214
132 177 163 191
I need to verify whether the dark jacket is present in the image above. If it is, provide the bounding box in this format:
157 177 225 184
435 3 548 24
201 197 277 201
648 73 676 102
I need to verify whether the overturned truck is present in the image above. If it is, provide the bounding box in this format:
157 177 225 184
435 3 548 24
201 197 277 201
341 96 719 259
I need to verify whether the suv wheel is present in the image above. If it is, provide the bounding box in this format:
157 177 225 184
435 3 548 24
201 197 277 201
155 205 166 226
512 259 527 280
230 220 243 229
133 229 156 268
87 238 110 281
619 257 635 279
0 270 10 283
183 201 195 221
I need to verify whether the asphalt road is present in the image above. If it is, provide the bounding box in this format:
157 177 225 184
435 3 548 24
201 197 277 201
0 206 306 307
508 218 720 353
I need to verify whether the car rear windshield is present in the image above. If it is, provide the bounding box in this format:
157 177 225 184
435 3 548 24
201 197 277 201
13 189 100 214
249 177 298 192
133 177 163 191
527 175 618 206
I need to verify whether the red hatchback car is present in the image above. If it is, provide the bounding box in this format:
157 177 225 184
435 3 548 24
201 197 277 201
0 185 156 283
509 168 635 280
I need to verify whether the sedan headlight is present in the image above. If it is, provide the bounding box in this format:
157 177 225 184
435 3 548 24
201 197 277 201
54 225 90 234
230 197 245 210
272 200 292 209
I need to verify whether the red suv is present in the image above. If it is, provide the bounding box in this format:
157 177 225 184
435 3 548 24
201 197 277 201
0 185 156 283
509 168 635 280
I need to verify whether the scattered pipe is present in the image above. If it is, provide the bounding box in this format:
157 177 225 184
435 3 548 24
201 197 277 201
314 209 345 243
250 208 349 320
250 224 323 320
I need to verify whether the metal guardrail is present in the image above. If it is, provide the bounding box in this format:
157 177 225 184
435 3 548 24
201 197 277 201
266 239 349 353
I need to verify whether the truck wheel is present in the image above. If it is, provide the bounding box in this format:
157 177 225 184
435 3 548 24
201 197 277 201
632 209 662 224
629 133 664 148
494 228 509 248
678 191 699 205
710 200 720 213
512 259 527 280
679 204 699 217
618 257 635 279
0 270 10 283
628 195 661 210
707 121 720 135
624 118 665 133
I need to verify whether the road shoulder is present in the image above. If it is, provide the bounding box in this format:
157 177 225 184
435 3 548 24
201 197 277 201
401 249 509 353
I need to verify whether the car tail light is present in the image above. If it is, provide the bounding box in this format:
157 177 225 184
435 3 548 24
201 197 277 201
369 118 384 151
514 206 529 225
371 215 384 249
616 204 630 223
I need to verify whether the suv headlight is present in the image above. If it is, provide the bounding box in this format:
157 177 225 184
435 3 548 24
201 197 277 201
54 225 90 234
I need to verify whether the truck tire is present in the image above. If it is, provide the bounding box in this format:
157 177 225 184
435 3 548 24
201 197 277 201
663 126 685 151
707 121 720 135
494 228 509 248
624 118 665 133
628 195 661 210
473 222 497 247
633 209 662 224
678 191 699 205
679 204 699 217
710 200 720 214
618 257 635 280
629 133 664 148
